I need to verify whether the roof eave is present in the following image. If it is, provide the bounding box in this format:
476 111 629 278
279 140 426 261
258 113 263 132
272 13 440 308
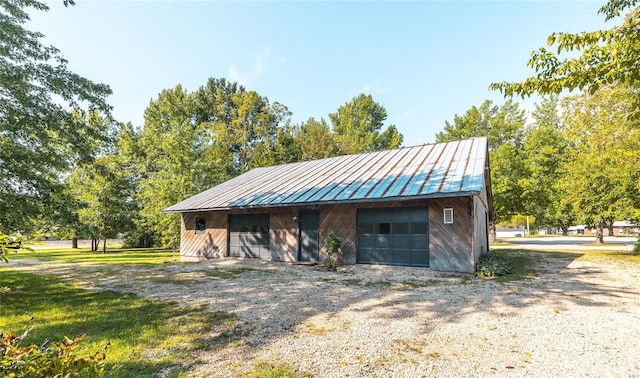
162 190 483 214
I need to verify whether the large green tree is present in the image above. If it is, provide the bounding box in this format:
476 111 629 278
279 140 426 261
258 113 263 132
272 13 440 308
436 100 527 240
557 85 640 243
0 0 112 232
490 0 640 115
133 79 290 247
520 96 573 234
329 94 402 154
67 154 136 252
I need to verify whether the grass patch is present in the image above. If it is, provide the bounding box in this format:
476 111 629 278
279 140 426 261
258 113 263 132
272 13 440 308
490 239 514 246
6 247 179 266
0 269 239 377
244 360 313 378
579 242 628 247
574 249 640 263
495 253 536 283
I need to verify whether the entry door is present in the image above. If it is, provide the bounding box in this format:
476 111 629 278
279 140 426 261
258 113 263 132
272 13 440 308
299 210 319 262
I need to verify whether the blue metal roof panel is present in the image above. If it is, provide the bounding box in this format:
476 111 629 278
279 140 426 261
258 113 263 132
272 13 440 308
163 137 489 212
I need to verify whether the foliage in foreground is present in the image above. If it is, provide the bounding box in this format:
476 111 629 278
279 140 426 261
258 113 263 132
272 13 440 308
0 328 107 378
490 0 640 116
0 269 235 377
0 231 33 263
476 253 513 278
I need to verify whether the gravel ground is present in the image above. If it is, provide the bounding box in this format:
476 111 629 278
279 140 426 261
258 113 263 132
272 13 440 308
9 250 640 378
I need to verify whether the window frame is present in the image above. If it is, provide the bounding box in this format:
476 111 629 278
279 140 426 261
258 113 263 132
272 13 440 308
195 217 206 234
443 208 454 224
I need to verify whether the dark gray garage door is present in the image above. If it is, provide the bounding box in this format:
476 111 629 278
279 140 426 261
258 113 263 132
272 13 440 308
229 214 270 259
357 207 429 267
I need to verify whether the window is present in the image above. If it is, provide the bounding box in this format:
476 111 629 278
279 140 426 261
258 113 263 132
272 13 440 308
443 208 454 224
195 217 206 234
378 222 391 234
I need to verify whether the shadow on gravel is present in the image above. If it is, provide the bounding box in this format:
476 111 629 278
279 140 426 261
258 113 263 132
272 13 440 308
4 249 639 371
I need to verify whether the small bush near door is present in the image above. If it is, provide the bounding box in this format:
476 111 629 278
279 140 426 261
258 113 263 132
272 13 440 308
322 232 342 271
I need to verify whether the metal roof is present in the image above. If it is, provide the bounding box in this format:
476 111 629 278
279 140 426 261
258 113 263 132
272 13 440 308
163 137 489 213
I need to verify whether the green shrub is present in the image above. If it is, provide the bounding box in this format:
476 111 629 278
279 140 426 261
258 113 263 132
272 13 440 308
322 232 342 271
633 238 640 255
476 253 513 277
0 327 108 378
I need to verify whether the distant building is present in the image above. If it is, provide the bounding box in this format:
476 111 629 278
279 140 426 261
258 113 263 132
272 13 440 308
496 226 526 238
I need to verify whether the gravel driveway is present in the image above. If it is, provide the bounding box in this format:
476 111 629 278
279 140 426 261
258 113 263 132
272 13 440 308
11 249 640 378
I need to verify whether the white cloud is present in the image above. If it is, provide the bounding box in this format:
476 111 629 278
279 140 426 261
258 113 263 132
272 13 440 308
228 49 281 86
357 81 389 96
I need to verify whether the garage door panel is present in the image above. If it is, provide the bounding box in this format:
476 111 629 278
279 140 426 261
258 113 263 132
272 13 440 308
358 235 375 248
376 235 392 248
394 250 411 265
375 210 393 222
410 208 428 222
393 235 410 249
229 214 270 259
357 207 429 267
377 249 393 262
358 248 376 263
412 252 429 266
411 235 428 250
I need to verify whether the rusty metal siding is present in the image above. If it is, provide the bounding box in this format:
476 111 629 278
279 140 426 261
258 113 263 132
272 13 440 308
164 137 489 213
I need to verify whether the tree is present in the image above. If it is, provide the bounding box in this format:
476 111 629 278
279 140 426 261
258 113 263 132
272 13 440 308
329 94 403 154
436 99 525 151
132 79 290 247
297 118 341 160
67 153 136 253
520 96 573 234
557 85 640 243
490 1 640 116
0 0 112 233
436 100 527 241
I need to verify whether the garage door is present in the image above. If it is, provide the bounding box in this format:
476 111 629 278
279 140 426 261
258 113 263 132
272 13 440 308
357 207 429 267
229 214 270 259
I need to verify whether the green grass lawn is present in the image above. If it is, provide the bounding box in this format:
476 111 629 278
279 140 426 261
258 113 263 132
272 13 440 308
0 248 234 378
489 248 640 283
9 246 180 265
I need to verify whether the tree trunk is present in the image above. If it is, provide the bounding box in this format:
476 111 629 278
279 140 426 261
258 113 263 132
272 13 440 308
595 224 604 245
102 238 107 254
561 225 568 236
488 222 496 243
91 238 97 252
607 223 614 237
71 237 78 249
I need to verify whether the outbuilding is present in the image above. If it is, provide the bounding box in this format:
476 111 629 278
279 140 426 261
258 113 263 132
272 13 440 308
163 137 493 273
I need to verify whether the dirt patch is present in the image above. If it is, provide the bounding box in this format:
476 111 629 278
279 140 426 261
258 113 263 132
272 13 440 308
8 253 640 377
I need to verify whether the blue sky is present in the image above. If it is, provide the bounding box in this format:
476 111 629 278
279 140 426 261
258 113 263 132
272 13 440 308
29 1 609 145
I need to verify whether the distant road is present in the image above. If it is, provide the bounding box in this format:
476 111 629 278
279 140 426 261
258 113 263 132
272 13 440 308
491 236 637 251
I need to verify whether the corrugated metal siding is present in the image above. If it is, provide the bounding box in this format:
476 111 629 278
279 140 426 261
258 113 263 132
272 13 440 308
164 137 488 213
